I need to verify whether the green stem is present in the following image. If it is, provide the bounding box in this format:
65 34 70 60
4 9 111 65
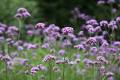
5 61 8 80
62 62 65 80
49 62 52 80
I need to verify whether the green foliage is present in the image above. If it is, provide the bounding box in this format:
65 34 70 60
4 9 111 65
0 0 39 24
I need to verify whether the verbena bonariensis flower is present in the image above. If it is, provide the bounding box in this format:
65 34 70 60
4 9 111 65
100 20 108 27
1 54 11 62
27 30 34 36
43 54 56 62
0 36 4 43
35 23 45 30
88 27 95 34
84 25 93 30
83 58 95 67
31 66 39 75
116 16 120 24
61 27 74 35
99 66 106 76
90 47 98 55
58 49 66 56
96 56 108 64
41 43 50 49
112 41 120 47
74 44 86 51
108 20 117 30
6 26 19 37
56 59 66 64
15 8 31 18
26 43 38 49
86 19 98 26
61 39 72 48
17 46 24 51
95 26 102 33
78 31 84 37
68 33 76 38
106 72 114 80
37 64 47 71
86 37 97 46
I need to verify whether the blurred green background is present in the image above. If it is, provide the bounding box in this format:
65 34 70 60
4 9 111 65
0 0 120 29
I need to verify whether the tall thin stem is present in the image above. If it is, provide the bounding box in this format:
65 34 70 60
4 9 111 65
5 61 8 80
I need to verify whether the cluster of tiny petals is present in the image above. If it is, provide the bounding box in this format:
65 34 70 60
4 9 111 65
31 64 47 75
96 56 108 64
35 23 45 29
86 37 97 46
15 8 31 18
43 54 56 62
108 20 117 30
62 27 74 34
99 66 106 76
74 44 86 51
86 19 98 26
100 20 108 27
116 16 120 23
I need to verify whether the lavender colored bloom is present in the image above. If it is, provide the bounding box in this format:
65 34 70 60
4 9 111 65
17 46 24 51
78 31 84 37
41 43 50 49
90 47 98 55
96 56 108 64
68 33 76 38
15 8 31 18
116 16 120 23
58 49 65 56
19 58 28 65
27 44 38 49
86 37 97 46
0 36 4 43
106 72 114 77
108 20 117 30
43 54 56 62
88 28 95 34
62 27 74 34
85 25 93 30
31 67 39 75
35 23 45 30
2 54 11 62
56 59 65 64
0 27 5 32
95 26 102 32
75 54 81 59
108 76 114 80
62 39 72 48
74 44 86 51
37 64 47 71
101 41 109 47
6 26 19 37
100 20 108 27
27 30 34 36
112 41 120 47
83 58 94 67
99 66 106 76
86 19 98 26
